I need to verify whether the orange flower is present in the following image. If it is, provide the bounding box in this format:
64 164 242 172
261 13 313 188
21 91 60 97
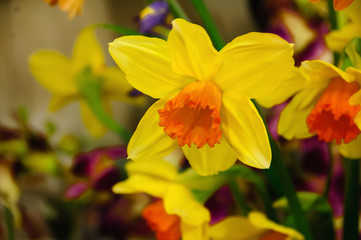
310 0 354 11
257 60 361 159
307 77 361 144
142 200 181 240
43 0 85 18
259 230 288 240
158 81 222 148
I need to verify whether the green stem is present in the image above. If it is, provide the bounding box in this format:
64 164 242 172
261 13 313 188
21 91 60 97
4 206 14 240
166 0 190 21
254 177 279 222
323 143 334 197
270 139 313 240
191 0 225 51
95 23 141 36
86 96 132 143
342 157 360 240
77 67 132 143
327 0 340 65
229 181 251 216
252 100 313 240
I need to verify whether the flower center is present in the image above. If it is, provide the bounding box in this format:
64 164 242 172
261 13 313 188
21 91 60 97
260 230 288 240
158 81 222 148
306 77 361 144
142 200 181 240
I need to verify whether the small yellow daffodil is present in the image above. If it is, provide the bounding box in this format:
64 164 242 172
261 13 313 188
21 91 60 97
29 26 144 137
209 212 304 240
326 0 361 52
109 18 294 176
258 60 361 158
112 159 210 240
0 162 21 226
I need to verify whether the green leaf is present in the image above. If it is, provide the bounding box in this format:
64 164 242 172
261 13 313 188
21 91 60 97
96 24 141 36
3 205 14 240
274 192 335 240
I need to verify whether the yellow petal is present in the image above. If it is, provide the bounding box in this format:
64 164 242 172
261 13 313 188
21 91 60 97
182 137 238 176
49 95 77 111
257 67 310 108
221 94 271 169
347 68 361 105
109 35 191 99
301 60 354 83
112 174 169 197
326 0 361 52
29 50 77 95
167 18 221 81
127 95 179 161
280 10 315 53
277 83 327 139
181 222 209 240
72 26 105 74
215 32 294 98
338 133 361 158
80 100 108 137
163 184 210 225
125 160 178 181
326 25 361 52
209 216 262 240
102 66 146 106
249 212 304 240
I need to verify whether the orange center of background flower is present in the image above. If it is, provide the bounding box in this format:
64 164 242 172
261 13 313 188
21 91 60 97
306 77 361 144
159 81 222 148
142 200 181 240
259 230 288 240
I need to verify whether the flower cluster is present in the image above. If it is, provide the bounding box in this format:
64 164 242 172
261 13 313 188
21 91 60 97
1 0 361 239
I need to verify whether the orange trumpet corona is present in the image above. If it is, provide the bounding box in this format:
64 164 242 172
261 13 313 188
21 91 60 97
307 77 361 144
159 81 222 148
142 200 181 240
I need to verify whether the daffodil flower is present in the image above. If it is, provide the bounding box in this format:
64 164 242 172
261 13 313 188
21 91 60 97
43 0 85 19
209 212 304 240
326 0 361 52
109 19 294 175
29 27 144 137
310 0 354 11
258 60 361 158
112 160 211 240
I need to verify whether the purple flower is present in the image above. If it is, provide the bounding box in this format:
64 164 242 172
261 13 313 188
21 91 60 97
65 145 127 199
138 1 170 34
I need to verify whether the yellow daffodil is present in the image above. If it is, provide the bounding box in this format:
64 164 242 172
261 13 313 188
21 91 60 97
109 18 294 175
43 0 85 19
112 159 210 240
310 0 354 11
29 26 144 137
209 212 304 240
326 0 361 52
258 60 361 158
0 162 21 225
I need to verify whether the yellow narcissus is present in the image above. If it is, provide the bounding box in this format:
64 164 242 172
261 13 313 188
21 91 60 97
326 0 361 52
258 60 361 159
109 18 294 176
209 212 304 240
112 160 211 240
29 26 144 137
